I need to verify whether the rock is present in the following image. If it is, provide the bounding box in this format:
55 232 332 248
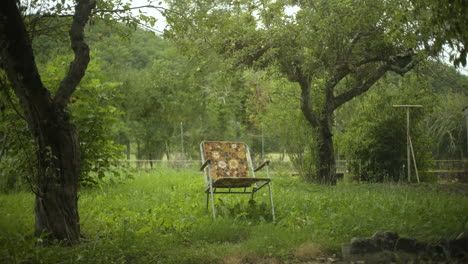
395 237 426 253
348 237 380 254
449 232 468 259
372 231 399 241
342 231 468 262
372 231 399 250
426 243 447 261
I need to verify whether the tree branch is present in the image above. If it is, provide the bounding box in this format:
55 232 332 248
93 5 175 15
299 77 319 127
0 0 50 109
53 0 95 108
333 53 417 110
37 14 73 18
388 55 419 76
38 5 179 18
330 54 387 92
333 63 390 110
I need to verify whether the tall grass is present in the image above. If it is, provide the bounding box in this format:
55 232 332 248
1 168 467 263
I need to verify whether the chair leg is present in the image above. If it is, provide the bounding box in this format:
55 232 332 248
268 182 275 221
209 183 216 220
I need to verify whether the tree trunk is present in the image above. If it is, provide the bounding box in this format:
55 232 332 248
316 117 337 185
165 140 170 160
136 140 142 168
149 153 154 168
137 140 141 159
0 0 95 242
33 108 81 242
299 78 337 184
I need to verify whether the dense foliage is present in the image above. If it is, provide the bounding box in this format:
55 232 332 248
0 55 126 191
163 0 468 184
2 19 468 191
336 73 436 182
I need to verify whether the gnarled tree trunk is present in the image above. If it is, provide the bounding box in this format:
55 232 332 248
33 110 81 241
299 78 337 184
0 0 95 242
316 116 337 185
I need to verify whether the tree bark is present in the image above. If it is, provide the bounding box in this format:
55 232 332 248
316 115 337 185
299 79 336 184
0 0 94 242
34 117 81 242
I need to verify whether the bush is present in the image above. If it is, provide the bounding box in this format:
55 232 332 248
336 73 436 182
0 57 127 192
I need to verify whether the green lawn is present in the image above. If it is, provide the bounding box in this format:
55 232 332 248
1 168 467 263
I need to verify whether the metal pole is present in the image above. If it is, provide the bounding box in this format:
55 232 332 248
408 135 420 183
406 108 410 182
393 105 423 183
261 126 265 160
266 165 275 221
180 122 184 156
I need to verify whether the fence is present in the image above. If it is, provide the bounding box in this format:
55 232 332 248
432 160 468 172
121 159 467 173
121 160 198 169
120 159 295 171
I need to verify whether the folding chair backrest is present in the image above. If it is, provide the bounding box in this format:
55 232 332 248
201 141 251 180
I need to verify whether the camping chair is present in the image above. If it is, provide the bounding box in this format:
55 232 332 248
199 141 275 220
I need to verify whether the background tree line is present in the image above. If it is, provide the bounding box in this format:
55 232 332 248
2 20 467 189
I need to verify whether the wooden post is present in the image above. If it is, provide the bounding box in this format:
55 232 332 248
393 105 423 183
408 135 420 183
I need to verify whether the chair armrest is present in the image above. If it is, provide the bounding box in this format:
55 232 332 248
254 160 270 172
200 159 211 171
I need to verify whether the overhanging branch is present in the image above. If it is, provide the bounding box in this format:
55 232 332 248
53 0 95 109
36 5 178 19
93 5 174 15
333 53 418 110
0 0 49 107
388 56 419 76
333 63 390 110
330 55 387 92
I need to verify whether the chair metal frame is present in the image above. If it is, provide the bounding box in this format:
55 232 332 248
200 141 275 220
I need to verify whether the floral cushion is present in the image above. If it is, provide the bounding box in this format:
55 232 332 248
201 141 250 180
